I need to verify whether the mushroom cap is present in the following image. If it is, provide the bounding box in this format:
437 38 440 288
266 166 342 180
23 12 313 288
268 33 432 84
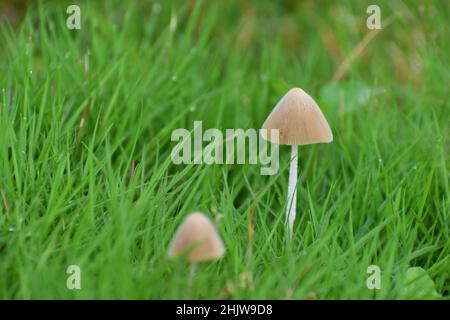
168 212 225 263
262 87 333 146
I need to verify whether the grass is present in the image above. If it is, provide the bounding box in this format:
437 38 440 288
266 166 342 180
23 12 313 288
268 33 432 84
0 0 448 299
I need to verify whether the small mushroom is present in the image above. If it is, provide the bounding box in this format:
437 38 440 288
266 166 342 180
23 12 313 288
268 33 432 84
168 212 225 262
168 212 225 292
262 87 332 239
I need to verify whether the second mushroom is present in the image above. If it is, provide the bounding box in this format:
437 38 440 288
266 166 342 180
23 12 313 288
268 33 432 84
262 87 333 239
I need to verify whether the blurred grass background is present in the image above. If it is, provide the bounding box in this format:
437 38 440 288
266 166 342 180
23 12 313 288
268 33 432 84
0 0 448 299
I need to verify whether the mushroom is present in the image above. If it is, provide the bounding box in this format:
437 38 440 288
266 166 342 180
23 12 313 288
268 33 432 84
168 212 225 291
168 212 225 261
261 87 332 239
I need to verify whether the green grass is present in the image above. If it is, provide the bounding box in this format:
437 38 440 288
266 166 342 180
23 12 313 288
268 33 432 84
0 0 448 299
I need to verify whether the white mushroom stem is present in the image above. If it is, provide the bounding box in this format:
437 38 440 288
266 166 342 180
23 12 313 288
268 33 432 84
286 145 298 239
187 263 197 295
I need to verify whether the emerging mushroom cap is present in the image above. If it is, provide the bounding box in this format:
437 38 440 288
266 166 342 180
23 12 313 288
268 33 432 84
168 212 225 263
262 87 333 146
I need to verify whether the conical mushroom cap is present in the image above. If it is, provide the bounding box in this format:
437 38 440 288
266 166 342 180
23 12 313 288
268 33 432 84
262 87 333 146
168 212 225 263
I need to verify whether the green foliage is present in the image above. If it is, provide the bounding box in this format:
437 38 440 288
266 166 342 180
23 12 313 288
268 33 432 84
399 267 441 300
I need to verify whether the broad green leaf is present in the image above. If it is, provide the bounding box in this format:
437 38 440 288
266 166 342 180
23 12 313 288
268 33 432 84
399 267 441 300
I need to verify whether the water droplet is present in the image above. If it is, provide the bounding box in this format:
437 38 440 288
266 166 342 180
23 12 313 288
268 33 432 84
8 227 15 232
171 75 177 81
152 3 162 14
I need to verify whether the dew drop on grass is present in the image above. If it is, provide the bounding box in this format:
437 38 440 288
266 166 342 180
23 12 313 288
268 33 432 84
8 227 15 232
171 75 177 81
152 3 162 14
189 105 196 112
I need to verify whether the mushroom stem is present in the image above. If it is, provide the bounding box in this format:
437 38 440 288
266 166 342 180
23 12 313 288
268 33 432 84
187 263 197 295
286 145 298 239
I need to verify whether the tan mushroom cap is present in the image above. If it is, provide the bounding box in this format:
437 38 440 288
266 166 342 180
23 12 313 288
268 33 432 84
262 87 333 146
168 212 225 263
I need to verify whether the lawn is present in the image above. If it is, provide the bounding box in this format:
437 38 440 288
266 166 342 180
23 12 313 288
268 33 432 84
0 0 448 299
